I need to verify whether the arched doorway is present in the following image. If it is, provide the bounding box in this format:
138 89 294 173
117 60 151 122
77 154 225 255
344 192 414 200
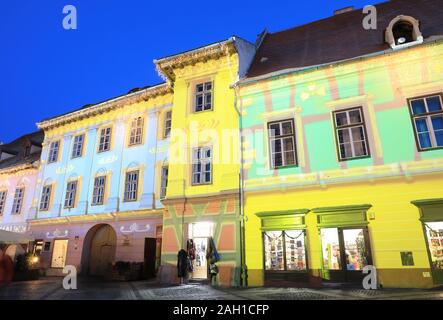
81 224 117 276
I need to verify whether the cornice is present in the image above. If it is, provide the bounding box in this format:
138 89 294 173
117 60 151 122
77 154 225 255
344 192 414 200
0 161 39 176
37 84 172 131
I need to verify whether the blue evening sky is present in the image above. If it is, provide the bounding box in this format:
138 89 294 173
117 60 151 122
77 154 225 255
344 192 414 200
0 0 378 143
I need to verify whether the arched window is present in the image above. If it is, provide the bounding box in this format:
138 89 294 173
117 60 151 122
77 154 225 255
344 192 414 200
385 15 423 49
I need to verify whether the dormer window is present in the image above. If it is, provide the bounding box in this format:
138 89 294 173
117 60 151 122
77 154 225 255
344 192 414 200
385 15 423 50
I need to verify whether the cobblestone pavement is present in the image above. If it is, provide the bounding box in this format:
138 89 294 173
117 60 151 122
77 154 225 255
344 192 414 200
1 277 443 300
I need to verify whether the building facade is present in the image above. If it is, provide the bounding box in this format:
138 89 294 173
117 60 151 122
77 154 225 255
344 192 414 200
28 84 173 277
0 132 43 259
155 37 256 286
238 0 443 288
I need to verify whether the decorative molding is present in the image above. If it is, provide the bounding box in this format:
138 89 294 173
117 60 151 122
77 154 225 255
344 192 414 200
120 223 151 234
46 228 69 239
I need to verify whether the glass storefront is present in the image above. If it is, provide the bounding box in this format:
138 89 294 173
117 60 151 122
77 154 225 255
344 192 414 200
264 230 306 272
424 222 443 271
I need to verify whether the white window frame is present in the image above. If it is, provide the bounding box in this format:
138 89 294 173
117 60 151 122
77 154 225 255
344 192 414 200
48 141 60 163
124 171 139 202
64 181 78 209
71 134 85 159
160 166 168 199
194 82 213 112
39 185 52 211
129 117 144 146
333 108 370 161
0 190 7 215
98 127 112 153
164 111 172 138
192 147 212 185
409 95 443 151
11 187 25 215
92 176 106 205
267 119 297 169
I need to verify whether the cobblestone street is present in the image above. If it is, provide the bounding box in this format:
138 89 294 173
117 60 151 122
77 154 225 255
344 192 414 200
1 277 443 300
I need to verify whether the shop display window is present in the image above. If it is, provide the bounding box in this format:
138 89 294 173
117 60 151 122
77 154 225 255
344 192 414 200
425 222 443 270
264 230 306 272
321 228 341 270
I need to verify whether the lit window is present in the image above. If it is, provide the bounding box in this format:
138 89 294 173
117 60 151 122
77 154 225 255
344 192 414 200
194 82 213 112
160 166 168 199
268 120 297 168
11 187 25 215
98 127 112 152
333 108 370 160
409 94 443 150
164 111 172 138
124 171 139 202
129 117 144 146
92 176 106 205
71 134 85 158
0 191 7 215
48 141 60 163
64 181 78 208
192 147 212 185
263 230 307 271
39 185 52 211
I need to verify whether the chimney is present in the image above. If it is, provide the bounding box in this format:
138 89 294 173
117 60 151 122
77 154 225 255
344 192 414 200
334 6 354 15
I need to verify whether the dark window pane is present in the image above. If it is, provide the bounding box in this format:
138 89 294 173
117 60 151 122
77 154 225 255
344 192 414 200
418 132 432 149
283 137 294 151
340 143 352 159
353 141 367 156
335 112 348 126
284 151 295 165
351 127 364 141
435 131 443 147
415 119 428 133
273 152 283 167
196 84 203 92
427 96 442 112
338 129 351 143
205 173 211 182
205 82 212 91
431 116 443 131
411 99 426 115
348 110 362 124
269 124 280 137
272 139 282 153
282 121 293 135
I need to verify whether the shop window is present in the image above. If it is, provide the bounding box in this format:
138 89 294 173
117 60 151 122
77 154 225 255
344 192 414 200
194 82 213 112
71 134 85 159
34 240 43 255
64 181 78 209
263 230 307 271
408 94 443 150
333 107 370 160
92 176 106 205
11 187 25 215
98 127 112 153
267 119 297 168
129 117 144 146
48 140 60 163
424 222 443 271
124 170 139 202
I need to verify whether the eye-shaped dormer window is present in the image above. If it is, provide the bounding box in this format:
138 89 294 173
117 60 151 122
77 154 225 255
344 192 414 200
385 15 423 49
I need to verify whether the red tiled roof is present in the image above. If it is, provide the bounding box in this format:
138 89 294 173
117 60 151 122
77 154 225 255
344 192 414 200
247 0 443 78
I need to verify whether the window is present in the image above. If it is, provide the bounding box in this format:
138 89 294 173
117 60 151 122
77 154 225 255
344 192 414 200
164 111 172 138
0 191 7 215
124 171 139 202
333 108 370 160
48 141 60 163
92 176 106 205
192 147 212 185
194 82 213 112
71 134 85 158
39 185 52 211
263 230 307 271
393 21 414 45
129 117 144 146
409 95 443 150
268 120 297 168
11 187 25 215
98 127 112 152
33 240 43 255
160 166 169 199
64 181 78 208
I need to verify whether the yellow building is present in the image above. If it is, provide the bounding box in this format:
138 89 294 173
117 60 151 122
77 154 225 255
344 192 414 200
237 1 443 288
155 38 255 286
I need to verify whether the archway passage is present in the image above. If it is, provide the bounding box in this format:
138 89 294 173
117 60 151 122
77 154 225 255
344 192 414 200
82 224 117 276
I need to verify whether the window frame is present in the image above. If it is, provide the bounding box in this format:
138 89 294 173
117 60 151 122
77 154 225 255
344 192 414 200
124 170 139 202
97 126 112 153
267 119 298 169
39 185 52 211
0 190 7 215
332 107 371 161
71 134 85 159
163 111 172 139
11 187 25 215
160 165 169 199
408 94 443 152
193 81 213 113
91 176 106 206
47 140 60 164
191 146 212 186
64 180 78 209
128 116 144 146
